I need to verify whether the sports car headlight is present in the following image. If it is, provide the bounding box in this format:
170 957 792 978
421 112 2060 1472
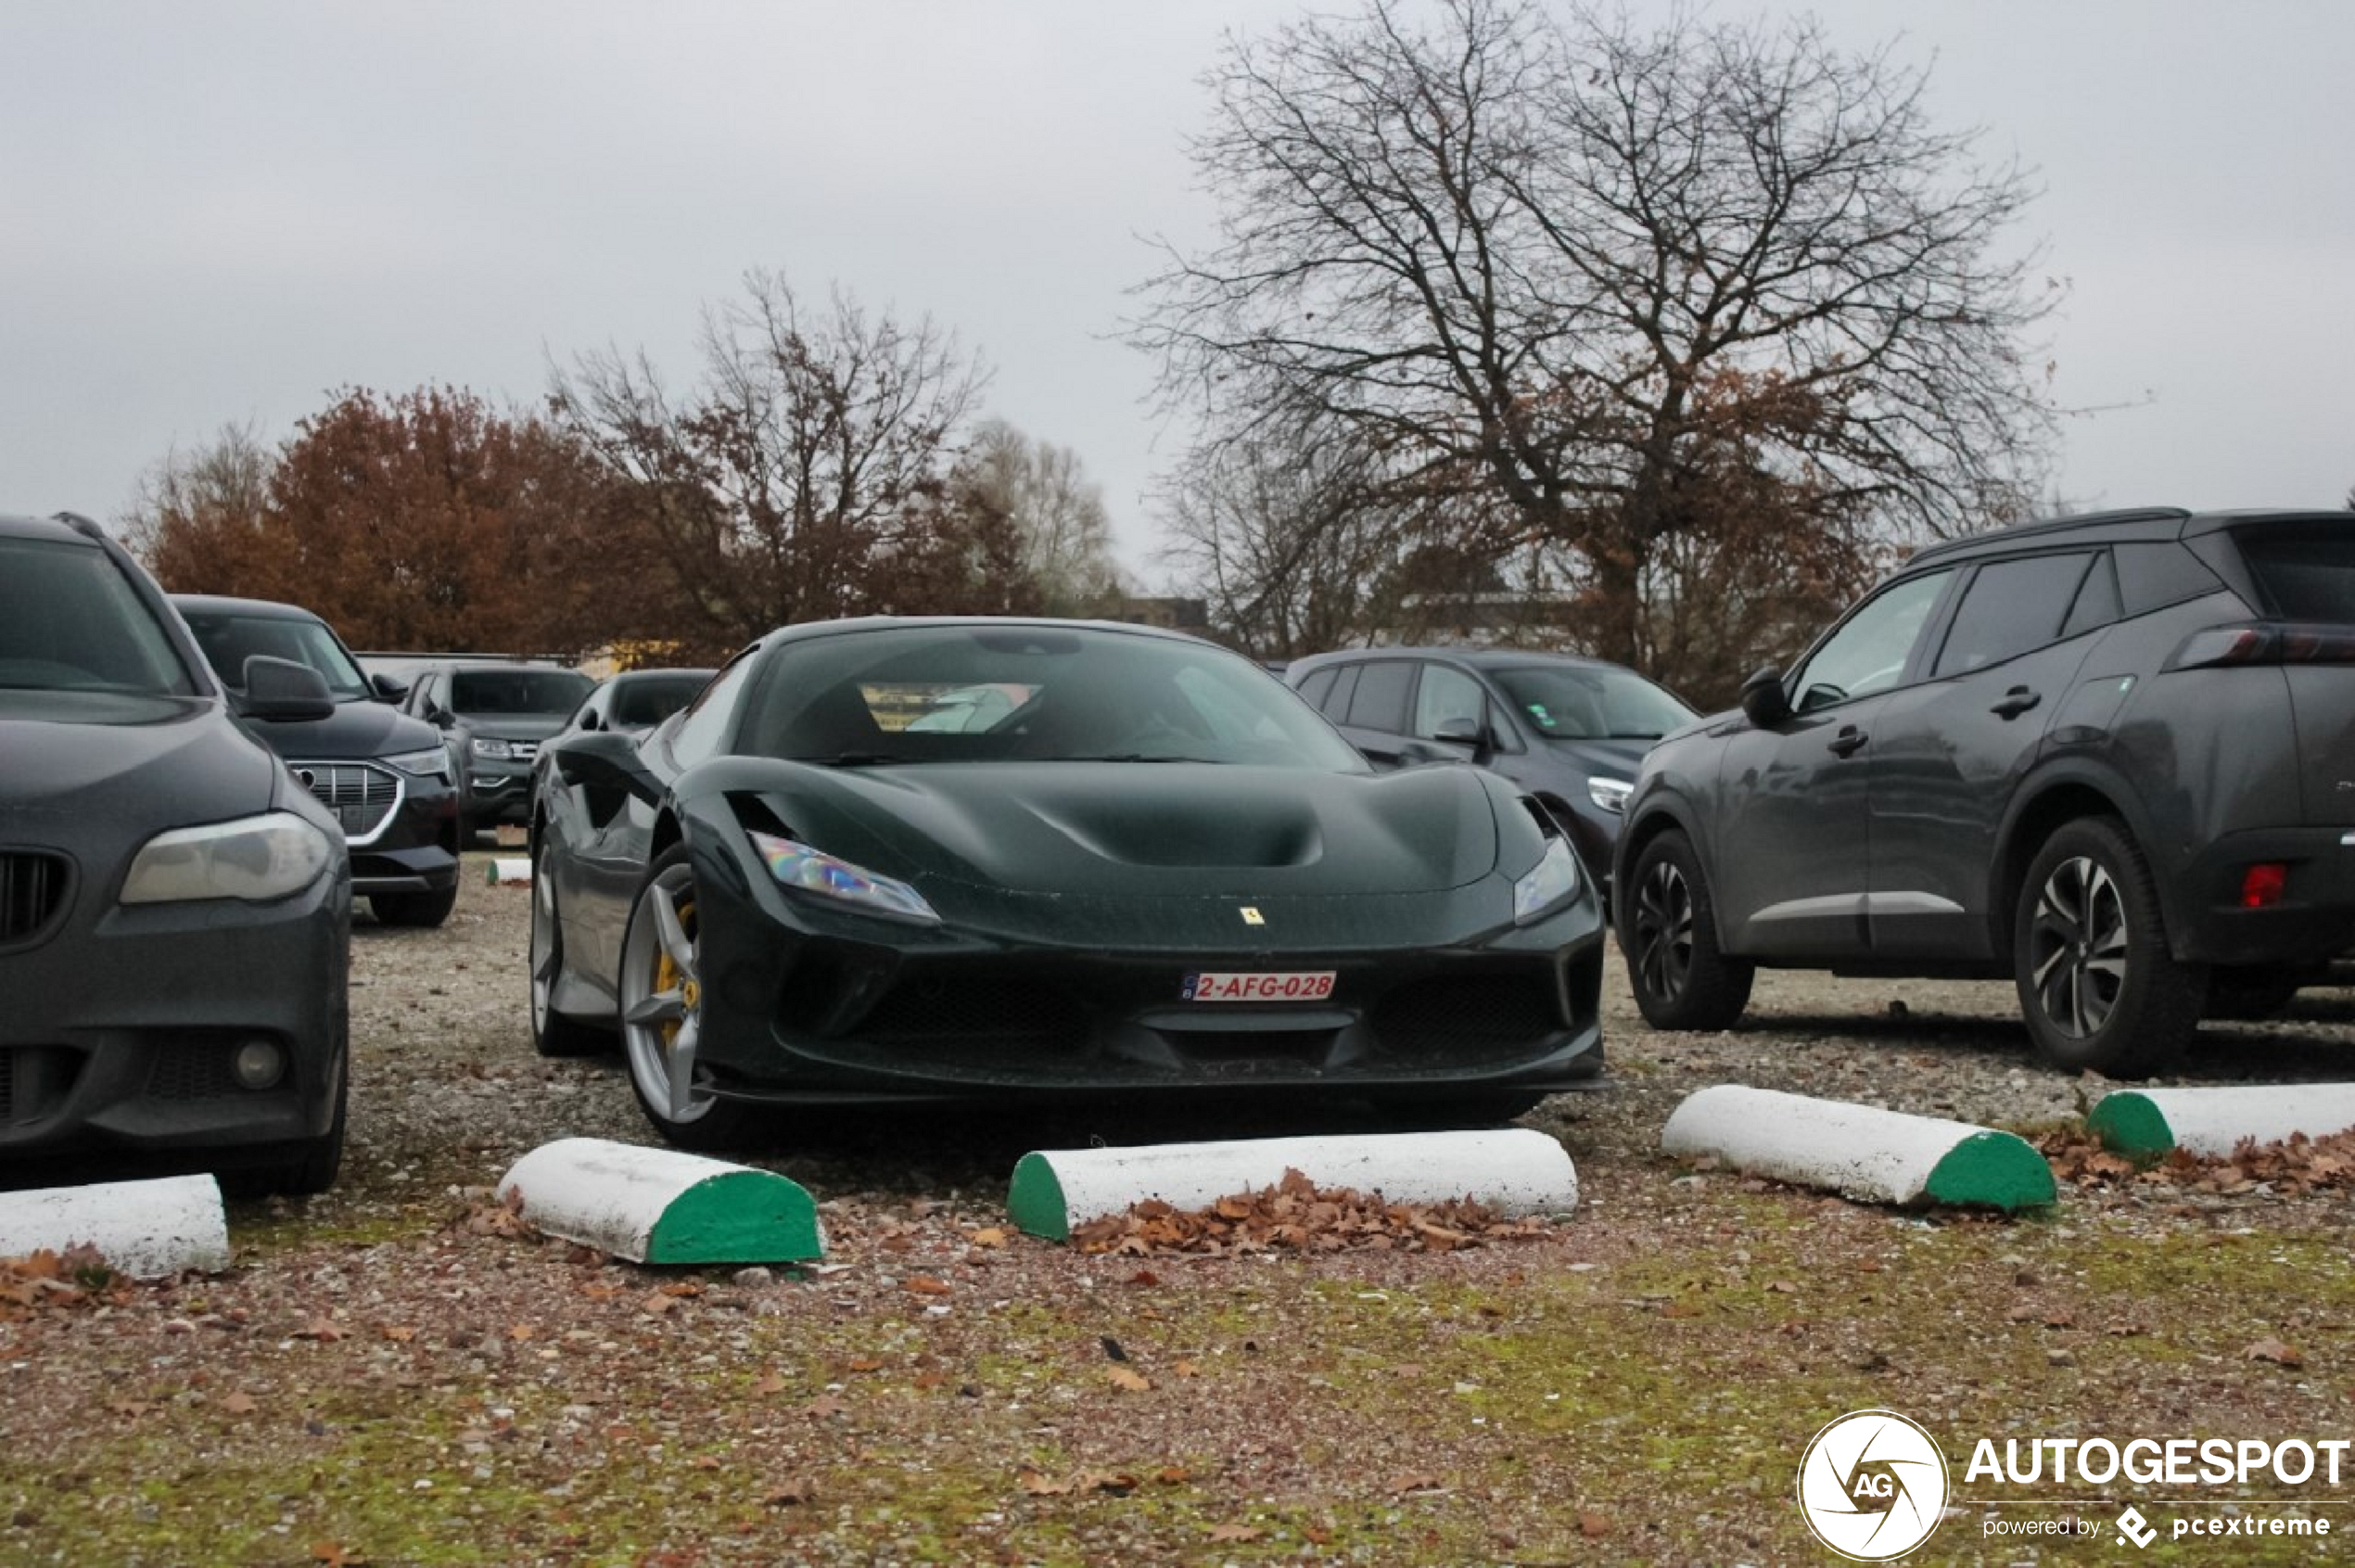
471 736 516 760
386 746 452 781
1587 774 1633 814
1511 835 1584 924
748 832 939 925
121 811 336 905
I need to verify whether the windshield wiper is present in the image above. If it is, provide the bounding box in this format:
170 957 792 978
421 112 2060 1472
1041 753 1221 764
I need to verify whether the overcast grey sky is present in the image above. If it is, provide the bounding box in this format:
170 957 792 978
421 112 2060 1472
6 2 2350 580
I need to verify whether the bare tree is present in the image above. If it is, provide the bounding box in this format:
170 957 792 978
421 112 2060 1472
1137 0 2059 669
121 421 282 597
963 420 1131 614
550 271 1003 649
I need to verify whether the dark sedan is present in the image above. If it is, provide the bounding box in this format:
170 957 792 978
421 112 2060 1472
528 618 1604 1147
173 595 463 926
1286 647 1696 899
0 514 350 1193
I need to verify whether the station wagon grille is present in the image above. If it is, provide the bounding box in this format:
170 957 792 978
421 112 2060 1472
0 851 70 945
291 761 401 844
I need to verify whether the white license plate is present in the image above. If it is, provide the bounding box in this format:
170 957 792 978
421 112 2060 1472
1181 971 1337 1003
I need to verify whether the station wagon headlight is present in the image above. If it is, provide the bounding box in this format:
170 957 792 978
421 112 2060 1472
471 736 516 760
1512 836 1584 924
1587 775 1633 814
386 746 452 781
749 832 939 925
121 812 335 905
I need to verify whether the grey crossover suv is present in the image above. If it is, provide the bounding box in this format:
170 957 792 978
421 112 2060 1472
1613 506 2355 1077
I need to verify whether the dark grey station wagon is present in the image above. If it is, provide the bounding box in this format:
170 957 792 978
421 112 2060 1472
1613 506 2355 1076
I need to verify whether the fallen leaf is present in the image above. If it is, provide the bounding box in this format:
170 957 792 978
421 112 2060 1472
1170 1358 1201 1379
846 1358 884 1374
752 1373 787 1396
1390 1472 1445 1496
508 1324 535 1343
294 1318 346 1343
762 1478 816 1507
1207 1523 1263 1542
1580 1511 1611 1538
904 1276 952 1297
639 1294 678 1317
2248 1337 2306 1369
969 1228 1007 1248
1155 1466 1190 1485
1105 1366 1152 1393
379 1325 417 1344
221 1392 258 1417
1019 1469 1072 1497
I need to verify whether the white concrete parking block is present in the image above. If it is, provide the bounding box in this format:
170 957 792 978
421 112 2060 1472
496 1138 824 1264
1661 1085 2056 1212
486 858 532 886
1007 1128 1579 1242
0 1173 230 1278
2088 1083 2355 1159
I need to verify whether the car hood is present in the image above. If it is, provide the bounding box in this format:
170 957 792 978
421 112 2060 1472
247 699 442 762
456 713 571 743
745 761 1504 898
1538 734 1653 775
0 695 282 851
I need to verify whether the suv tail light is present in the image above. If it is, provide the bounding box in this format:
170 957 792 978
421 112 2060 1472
2169 623 2355 670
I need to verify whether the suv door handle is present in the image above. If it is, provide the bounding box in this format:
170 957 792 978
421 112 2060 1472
1991 686 2042 720
1827 726 1868 759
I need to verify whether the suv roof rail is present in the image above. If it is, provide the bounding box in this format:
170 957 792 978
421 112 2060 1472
50 510 107 542
1910 506 2194 567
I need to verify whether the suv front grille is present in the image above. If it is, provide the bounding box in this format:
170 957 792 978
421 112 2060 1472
290 761 401 845
0 851 70 945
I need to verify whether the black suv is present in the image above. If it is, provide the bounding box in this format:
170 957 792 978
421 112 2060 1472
1287 647 1695 896
1614 506 2355 1076
400 660 595 838
174 596 464 927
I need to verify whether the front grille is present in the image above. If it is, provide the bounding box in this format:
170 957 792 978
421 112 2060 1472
855 977 1088 1045
1160 1028 1338 1066
0 851 70 945
290 761 401 844
147 1041 245 1103
1372 974 1563 1056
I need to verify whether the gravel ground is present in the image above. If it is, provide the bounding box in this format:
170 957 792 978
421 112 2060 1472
6 852 2355 1565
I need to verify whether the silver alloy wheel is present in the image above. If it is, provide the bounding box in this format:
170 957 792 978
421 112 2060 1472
619 860 716 1124
1633 858 1694 1001
528 848 558 1038
2027 853 2128 1038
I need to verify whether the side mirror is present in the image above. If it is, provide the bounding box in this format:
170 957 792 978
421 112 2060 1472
1432 715 1495 759
241 655 336 723
371 672 409 702
427 706 453 729
578 710 603 733
1738 666 1792 729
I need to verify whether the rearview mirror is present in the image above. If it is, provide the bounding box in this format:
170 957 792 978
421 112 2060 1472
1738 665 1791 729
240 655 336 723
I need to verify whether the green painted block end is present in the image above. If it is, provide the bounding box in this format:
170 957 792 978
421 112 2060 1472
1006 1154 1070 1243
643 1169 823 1264
2086 1092 2176 1159
1920 1130 2057 1212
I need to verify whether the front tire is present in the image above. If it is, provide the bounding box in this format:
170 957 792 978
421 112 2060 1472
2014 816 2205 1077
617 845 760 1150
1618 830 1754 1030
530 839 610 1058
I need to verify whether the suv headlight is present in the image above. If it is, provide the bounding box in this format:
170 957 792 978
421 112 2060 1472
471 736 516 760
1511 836 1584 924
1587 775 1633 814
387 746 452 781
121 812 335 905
749 832 939 925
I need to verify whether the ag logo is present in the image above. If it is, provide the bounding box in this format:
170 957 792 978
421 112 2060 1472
1796 1409 1948 1560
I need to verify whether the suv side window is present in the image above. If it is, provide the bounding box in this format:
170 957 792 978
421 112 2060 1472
1932 553 2095 677
1317 664 1359 721
1412 664 1486 739
1294 667 1338 710
2061 551 2122 638
1345 661 1414 733
1789 570 1954 714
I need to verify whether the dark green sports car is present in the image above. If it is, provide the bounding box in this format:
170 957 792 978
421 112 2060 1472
527 618 1604 1147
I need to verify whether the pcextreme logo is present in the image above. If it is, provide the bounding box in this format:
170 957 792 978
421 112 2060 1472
1796 1409 1951 1560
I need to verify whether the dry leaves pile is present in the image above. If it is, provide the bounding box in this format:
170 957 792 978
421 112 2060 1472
2038 1128 2355 1194
0 1246 126 1321
1069 1166 1555 1256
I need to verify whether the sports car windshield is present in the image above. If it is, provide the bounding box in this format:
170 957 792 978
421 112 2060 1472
742 625 1368 771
